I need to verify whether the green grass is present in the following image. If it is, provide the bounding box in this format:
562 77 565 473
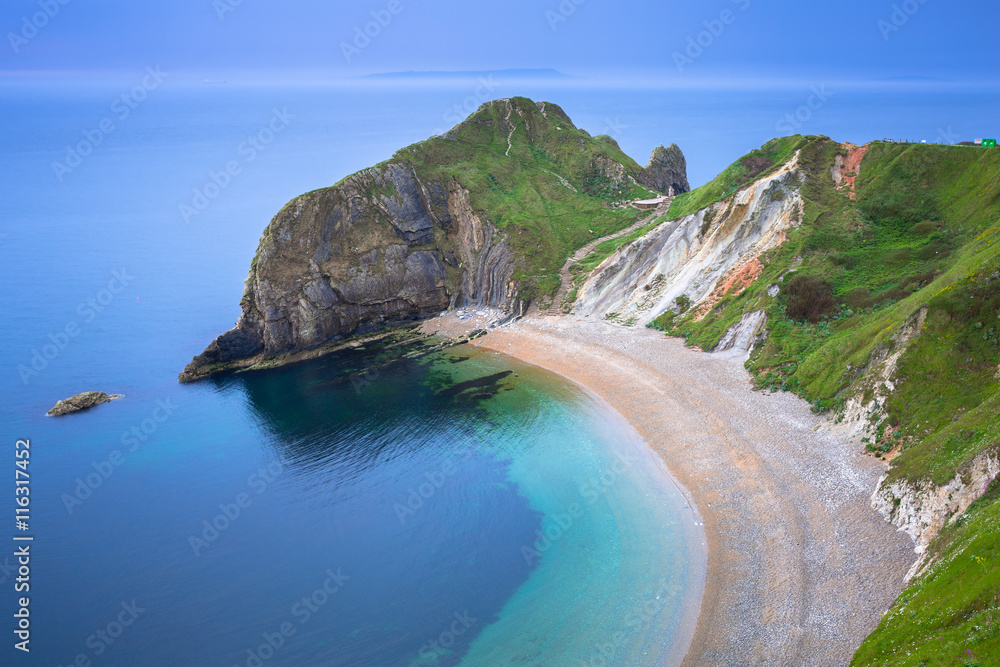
398 97 649 300
650 138 1000 664
852 477 1000 667
669 140 1000 406
667 135 812 219
574 218 665 274
881 270 1000 485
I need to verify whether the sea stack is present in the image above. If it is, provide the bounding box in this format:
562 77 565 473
638 144 690 196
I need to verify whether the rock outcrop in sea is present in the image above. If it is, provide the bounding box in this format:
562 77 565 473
179 169 522 382
47 392 123 416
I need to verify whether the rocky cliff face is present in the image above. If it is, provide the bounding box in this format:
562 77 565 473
638 144 690 195
713 309 768 357
180 165 522 381
573 138 1000 591
574 152 803 325
181 97 687 381
824 306 929 444
554 136 1000 658
872 448 1000 579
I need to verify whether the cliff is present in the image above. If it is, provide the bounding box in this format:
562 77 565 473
180 97 685 381
180 166 520 381
560 134 1000 664
574 152 802 325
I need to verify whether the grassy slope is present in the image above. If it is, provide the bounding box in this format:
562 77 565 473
576 216 668 273
650 139 1000 664
853 475 1000 666
397 97 654 301
666 135 811 219
569 135 813 293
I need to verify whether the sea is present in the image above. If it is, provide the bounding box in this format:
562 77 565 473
0 76 995 665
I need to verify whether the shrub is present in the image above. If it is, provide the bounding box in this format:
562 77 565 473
916 239 951 261
845 286 876 310
741 155 772 178
904 271 939 291
784 275 837 323
889 247 912 264
911 220 938 236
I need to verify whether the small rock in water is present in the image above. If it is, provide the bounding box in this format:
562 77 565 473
47 392 124 417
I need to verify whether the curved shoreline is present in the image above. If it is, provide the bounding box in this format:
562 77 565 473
548 371 708 667
455 349 708 666
453 314 916 665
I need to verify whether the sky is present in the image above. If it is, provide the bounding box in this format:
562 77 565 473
1 0 997 86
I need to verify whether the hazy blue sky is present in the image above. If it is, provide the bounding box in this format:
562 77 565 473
1 0 997 85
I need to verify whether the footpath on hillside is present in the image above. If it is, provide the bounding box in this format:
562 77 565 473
543 198 674 315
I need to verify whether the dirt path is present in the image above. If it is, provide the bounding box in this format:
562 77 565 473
503 99 516 157
468 316 915 666
540 168 579 193
543 199 673 315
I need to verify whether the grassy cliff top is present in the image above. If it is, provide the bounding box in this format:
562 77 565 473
649 137 1000 665
313 97 664 303
662 139 999 478
394 97 659 300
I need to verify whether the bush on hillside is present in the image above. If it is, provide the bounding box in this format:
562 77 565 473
911 220 938 236
845 287 876 310
740 155 772 179
784 275 837 323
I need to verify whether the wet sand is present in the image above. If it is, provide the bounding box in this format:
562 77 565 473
427 314 916 666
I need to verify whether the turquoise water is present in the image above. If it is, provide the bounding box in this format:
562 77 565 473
0 332 703 665
442 351 703 666
2 80 989 664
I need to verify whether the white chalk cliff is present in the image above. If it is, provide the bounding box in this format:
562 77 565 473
574 153 804 337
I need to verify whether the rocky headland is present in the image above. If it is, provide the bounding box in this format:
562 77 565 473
180 98 675 382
